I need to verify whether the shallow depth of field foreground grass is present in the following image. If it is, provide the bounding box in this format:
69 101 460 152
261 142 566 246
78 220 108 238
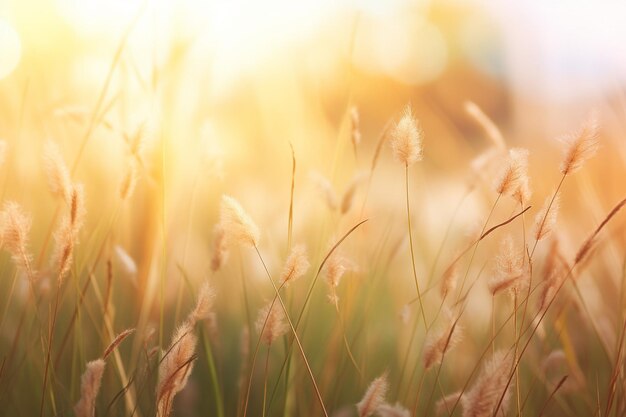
1 1 626 416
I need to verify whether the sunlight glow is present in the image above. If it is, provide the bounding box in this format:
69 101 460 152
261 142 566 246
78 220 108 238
0 19 21 80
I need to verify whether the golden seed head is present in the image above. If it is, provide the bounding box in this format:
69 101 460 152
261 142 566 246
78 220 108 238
219 195 260 247
560 113 599 176
494 148 529 199
357 373 389 417
74 359 106 417
255 301 288 346
279 244 310 287
390 105 423 166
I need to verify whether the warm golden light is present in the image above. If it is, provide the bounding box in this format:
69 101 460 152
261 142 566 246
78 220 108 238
0 19 21 80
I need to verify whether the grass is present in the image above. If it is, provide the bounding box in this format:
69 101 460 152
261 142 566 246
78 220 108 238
1 4 626 417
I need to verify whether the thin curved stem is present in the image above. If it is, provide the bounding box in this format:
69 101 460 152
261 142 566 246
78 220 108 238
405 164 427 328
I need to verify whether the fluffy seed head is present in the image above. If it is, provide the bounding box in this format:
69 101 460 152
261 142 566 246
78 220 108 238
494 148 529 199
74 359 106 417
390 105 423 166
436 391 464 416
43 140 72 202
52 218 75 282
255 301 288 345
533 193 560 241
157 322 198 417
560 114 599 175
462 350 514 417
537 262 564 313
440 261 459 299
309 172 338 210
52 183 86 282
325 253 355 307
542 350 583 392
356 373 389 417
376 402 410 417
0 202 34 279
279 244 310 287
189 282 216 323
423 315 462 369
219 195 260 247
488 236 527 296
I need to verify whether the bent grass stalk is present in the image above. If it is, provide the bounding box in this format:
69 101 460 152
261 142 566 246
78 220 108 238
266 220 368 411
491 195 626 417
242 280 288 417
253 245 329 417
395 185 471 401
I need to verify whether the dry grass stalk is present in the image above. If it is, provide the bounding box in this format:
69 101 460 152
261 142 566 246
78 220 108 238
210 225 229 272
103 328 135 359
350 106 361 152
390 105 423 166
533 193 560 241
255 301 288 346
114 245 137 277
0 201 35 280
574 196 626 265
0 140 7 167
279 244 310 287
356 373 389 417
119 160 138 200
43 140 72 202
560 114 599 176
237 326 250 391
464 101 506 150
219 195 260 247
341 173 365 214
462 350 514 417
74 359 106 417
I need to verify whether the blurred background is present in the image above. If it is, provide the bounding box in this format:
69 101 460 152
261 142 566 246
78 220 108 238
1 0 625 283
